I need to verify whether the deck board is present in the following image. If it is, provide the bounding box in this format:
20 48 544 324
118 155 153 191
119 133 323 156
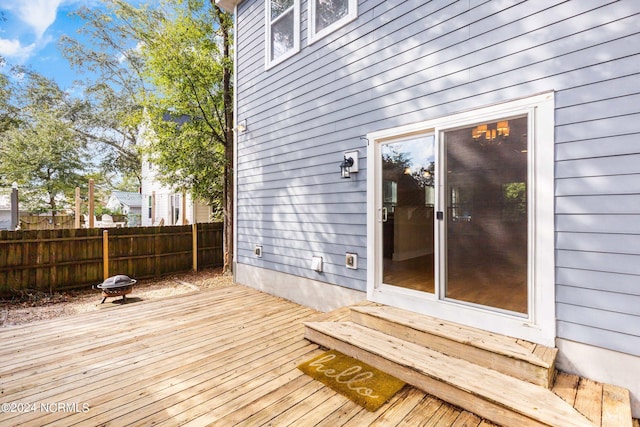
553 372 581 406
451 411 483 427
367 387 424 427
0 285 473 427
0 284 636 426
602 384 633 427
575 378 604 426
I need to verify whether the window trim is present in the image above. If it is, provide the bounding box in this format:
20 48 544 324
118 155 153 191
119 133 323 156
308 0 357 45
265 0 300 70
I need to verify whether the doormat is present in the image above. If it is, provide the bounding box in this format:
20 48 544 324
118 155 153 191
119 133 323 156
298 349 406 411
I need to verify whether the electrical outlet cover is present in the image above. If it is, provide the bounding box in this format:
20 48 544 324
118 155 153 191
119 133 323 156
346 253 358 269
311 256 323 272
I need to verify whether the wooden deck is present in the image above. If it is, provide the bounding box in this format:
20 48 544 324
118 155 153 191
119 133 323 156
0 284 636 426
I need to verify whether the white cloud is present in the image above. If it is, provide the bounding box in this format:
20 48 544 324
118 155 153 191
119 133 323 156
0 0 74 63
0 38 36 62
1 0 110 65
4 0 64 39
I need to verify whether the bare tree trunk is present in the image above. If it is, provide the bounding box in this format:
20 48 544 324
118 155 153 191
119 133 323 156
215 4 234 274
50 195 58 226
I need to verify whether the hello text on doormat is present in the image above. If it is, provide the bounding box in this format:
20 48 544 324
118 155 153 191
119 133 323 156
298 349 406 411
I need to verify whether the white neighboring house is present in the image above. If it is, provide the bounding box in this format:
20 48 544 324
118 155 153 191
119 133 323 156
0 192 12 230
0 188 25 230
105 191 143 227
139 117 212 227
140 162 212 226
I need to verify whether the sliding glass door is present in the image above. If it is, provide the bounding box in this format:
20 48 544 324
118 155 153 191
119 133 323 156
443 116 529 314
377 117 529 315
368 92 556 345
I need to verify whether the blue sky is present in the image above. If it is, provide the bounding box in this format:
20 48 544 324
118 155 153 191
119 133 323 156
0 0 116 90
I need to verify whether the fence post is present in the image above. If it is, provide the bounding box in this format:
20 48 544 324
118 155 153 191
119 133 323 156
192 223 198 272
103 229 109 280
10 182 18 230
75 187 81 229
89 179 95 228
151 191 156 225
182 191 187 225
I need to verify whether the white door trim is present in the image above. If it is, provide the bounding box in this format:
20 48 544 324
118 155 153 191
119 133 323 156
366 92 556 346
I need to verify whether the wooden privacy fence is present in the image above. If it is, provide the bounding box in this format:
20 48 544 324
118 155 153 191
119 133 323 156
0 223 224 296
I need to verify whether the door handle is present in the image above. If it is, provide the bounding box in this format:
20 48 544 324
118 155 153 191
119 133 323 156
382 207 388 222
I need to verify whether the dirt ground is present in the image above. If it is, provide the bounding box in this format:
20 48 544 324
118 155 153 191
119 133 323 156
0 268 234 327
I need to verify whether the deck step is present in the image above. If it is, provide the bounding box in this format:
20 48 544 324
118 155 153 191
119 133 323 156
350 305 557 388
304 321 592 427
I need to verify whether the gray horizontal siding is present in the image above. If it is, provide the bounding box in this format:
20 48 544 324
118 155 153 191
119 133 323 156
557 267 639 295
558 303 640 337
557 250 640 276
556 175 640 196
239 176 364 196
557 232 640 255
557 194 640 214
237 202 366 216
236 249 367 290
236 0 640 353
556 133 640 161
556 94 640 126
555 72 640 109
557 154 640 178
557 215 640 234
236 233 365 259
237 180 363 198
241 0 611 110
557 286 640 317
557 321 640 357
239 1 639 131
238 224 366 246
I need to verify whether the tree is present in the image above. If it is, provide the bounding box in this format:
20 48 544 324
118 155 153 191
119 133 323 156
58 0 235 271
0 72 89 215
59 2 150 189
124 0 234 271
0 59 19 137
0 14 20 136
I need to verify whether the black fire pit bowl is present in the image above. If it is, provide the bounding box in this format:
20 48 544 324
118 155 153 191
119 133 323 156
95 275 137 304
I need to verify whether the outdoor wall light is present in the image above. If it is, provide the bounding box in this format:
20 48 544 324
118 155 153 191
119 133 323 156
236 119 247 133
340 150 359 179
340 156 354 178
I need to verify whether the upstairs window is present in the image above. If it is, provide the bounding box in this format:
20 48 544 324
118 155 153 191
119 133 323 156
309 0 357 44
266 0 300 68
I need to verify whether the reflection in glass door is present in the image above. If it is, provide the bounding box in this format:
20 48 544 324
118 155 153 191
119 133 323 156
443 116 529 314
381 135 436 293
